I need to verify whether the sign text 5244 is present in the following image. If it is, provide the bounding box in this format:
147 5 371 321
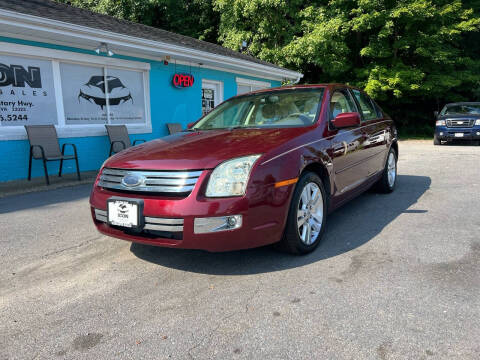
0 114 28 122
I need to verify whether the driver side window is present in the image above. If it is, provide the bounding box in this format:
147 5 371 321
330 89 356 119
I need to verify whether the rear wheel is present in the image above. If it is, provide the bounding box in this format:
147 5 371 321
277 172 327 255
375 148 397 193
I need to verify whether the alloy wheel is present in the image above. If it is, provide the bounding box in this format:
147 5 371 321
387 152 396 188
297 182 324 245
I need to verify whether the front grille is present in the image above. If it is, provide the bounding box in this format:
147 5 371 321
98 168 202 194
446 119 475 128
94 208 184 232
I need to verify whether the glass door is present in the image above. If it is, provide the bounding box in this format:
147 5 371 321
201 80 223 116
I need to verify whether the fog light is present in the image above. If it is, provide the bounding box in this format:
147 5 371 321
227 216 237 227
194 215 243 234
439 132 444 136
477 132 480 136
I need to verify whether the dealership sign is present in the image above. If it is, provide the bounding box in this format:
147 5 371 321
0 54 147 127
172 73 194 88
0 54 58 126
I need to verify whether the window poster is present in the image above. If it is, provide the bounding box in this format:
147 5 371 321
0 54 58 126
60 63 145 125
202 88 215 115
237 84 251 95
60 62 108 125
107 68 145 125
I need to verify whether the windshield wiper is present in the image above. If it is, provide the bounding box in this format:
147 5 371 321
227 126 261 130
187 126 260 131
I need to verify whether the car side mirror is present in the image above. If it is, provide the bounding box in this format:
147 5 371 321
187 122 196 129
332 112 361 129
433 111 438 119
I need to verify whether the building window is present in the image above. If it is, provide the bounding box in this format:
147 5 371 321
60 63 146 125
60 62 107 125
107 68 146 125
0 54 58 126
0 43 151 140
236 77 271 95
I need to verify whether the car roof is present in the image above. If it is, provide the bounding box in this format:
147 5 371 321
244 83 362 96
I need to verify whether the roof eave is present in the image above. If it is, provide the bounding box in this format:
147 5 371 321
0 8 303 81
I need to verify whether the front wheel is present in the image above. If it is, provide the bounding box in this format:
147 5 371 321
375 147 397 193
277 172 327 255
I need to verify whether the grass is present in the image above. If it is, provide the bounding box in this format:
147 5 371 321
397 126 434 140
398 134 433 140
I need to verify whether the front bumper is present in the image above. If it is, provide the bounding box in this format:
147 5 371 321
89 171 294 252
435 126 480 140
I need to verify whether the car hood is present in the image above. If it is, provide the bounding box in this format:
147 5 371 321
104 128 311 170
438 114 480 119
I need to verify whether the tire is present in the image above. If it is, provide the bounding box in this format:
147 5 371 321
375 147 397 193
277 172 327 255
433 135 441 145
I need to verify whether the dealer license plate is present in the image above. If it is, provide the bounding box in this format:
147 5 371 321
454 133 464 138
107 198 141 228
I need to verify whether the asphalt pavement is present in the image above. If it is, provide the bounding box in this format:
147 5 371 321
0 140 479 359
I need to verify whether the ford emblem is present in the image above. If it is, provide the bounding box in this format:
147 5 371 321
121 173 145 187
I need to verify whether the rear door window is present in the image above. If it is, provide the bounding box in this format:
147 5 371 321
330 89 357 119
352 90 378 121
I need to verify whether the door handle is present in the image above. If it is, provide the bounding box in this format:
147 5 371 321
333 141 347 156
366 130 387 144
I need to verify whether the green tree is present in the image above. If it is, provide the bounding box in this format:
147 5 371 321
215 0 480 134
56 0 480 135
55 0 219 42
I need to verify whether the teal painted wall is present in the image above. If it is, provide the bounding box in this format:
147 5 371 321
0 37 281 182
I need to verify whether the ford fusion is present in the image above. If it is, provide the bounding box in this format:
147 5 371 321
90 84 398 254
434 102 480 145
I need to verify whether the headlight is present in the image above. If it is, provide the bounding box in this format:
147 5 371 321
475 119 480 126
436 120 446 126
206 155 261 197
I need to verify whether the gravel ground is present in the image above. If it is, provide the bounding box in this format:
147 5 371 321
0 140 479 360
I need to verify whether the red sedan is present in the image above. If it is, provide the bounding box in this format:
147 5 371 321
90 84 398 254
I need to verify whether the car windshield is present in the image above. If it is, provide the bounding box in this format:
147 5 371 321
193 89 324 130
441 104 480 115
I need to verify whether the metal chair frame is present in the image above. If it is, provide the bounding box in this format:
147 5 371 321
166 123 183 135
105 125 146 156
25 125 81 185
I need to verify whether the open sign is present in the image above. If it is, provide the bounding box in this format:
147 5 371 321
172 73 194 88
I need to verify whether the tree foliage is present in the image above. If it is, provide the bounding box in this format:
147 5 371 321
215 0 480 133
56 0 480 134
55 0 219 42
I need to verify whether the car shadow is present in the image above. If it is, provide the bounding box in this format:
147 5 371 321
130 174 431 275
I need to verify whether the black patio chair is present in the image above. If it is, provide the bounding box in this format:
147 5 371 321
166 123 183 134
25 125 81 185
105 125 146 156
